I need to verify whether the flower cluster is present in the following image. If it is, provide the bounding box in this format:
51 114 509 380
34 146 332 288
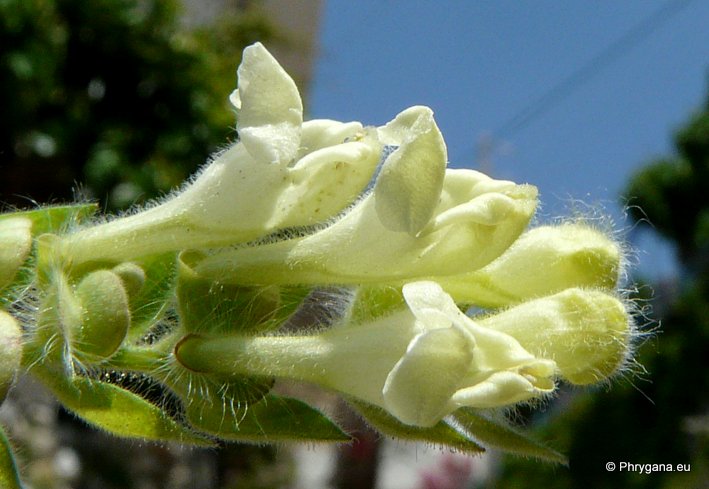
0 43 635 471
171 44 632 429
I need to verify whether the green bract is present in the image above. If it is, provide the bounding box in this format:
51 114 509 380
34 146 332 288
0 42 638 485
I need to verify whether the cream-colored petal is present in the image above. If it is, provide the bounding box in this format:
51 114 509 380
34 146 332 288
463 318 545 372
427 172 537 231
173 143 287 233
299 120 364 157
277 139 382 228
373 106 447 235
402 281 464 330
191 167 538 284
235 42 303 164
377 105 431 145
383 326 475 427
450 370 554 409
239 123 301 165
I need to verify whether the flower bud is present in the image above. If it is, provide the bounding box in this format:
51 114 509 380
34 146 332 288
0 217 32 292
72 270 130 361
479 288 631 384
439 223 622 307
111 262 146 297
0 310 22 402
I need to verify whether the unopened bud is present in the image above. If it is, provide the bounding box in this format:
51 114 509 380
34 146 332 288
0 217 32 292
440 223 622 307
480 288 631 385
72 270 130 361
0 310 22 401
112 262 146 297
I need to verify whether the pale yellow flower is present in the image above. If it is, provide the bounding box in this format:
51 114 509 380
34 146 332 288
62 43 382 264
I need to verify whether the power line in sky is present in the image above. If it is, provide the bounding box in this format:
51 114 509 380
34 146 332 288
492 0 695 140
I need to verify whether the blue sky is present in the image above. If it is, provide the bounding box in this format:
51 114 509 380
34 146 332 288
309 0 709 279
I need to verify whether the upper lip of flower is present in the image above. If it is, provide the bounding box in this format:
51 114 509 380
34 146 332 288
229 42 304 166
162 41 386 236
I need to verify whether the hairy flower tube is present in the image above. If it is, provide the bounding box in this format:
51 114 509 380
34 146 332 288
60 42 383 265
185 104 538 285
175 281 631 428
189 165 538 285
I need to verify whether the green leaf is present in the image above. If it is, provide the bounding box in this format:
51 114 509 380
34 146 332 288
0 204 98 234
349 399 485 455
31 364 212 446
0 424 24 489
452 408 567 464
167 371 348 442
187 393 350 443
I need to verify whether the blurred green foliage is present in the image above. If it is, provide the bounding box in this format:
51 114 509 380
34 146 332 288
1 2 298 488
496 86 709 488
627 110 709 263
0 0 275 210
